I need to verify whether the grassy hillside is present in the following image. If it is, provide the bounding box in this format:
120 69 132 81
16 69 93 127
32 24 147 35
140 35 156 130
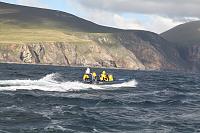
0 2 121 43
0 23 94 43
161 21 200 45
0 2 119 31
0 2 190 71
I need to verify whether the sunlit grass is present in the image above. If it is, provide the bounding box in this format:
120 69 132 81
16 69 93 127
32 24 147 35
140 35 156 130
0 23 92 43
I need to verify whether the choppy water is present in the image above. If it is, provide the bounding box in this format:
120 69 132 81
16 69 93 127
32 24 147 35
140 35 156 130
0 63 200 132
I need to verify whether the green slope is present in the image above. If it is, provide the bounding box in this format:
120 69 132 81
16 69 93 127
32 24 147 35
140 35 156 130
161 21 200 45
0 2 119 32
0 2 121 43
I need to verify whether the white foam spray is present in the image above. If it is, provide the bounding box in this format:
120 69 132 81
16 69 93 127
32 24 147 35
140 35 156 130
0 73 137 92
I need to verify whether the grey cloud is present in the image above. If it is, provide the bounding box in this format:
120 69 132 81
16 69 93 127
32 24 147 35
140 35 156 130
73 0 200 18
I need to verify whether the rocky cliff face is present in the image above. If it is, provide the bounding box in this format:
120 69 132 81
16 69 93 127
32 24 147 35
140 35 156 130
113 32 183 70
0 32 187 71
0 40 145 69
176 44 200 71
161 21 200 72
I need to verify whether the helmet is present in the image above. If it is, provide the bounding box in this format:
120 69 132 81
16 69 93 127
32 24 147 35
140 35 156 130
85 68 90 74
92 72 97 76
102 71 106 74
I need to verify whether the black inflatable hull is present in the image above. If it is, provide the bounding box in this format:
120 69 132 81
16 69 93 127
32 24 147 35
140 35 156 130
82 80 115 85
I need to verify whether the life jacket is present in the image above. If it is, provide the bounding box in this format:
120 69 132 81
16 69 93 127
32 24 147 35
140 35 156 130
108 74 113 81
92 72 97 78
83 74 90 81
100 74 109 81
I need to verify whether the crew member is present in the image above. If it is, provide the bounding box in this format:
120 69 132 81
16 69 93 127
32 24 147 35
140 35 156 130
83 68 91 81
92 72 97 81
100 70 108 81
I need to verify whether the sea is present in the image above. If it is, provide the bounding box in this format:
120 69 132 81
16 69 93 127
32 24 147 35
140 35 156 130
0 63 200 133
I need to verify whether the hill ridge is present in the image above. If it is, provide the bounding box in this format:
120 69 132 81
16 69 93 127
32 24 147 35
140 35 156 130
0 1 198 71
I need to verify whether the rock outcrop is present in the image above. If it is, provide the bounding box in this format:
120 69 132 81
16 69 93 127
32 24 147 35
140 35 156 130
0 31 186 71
0 39 145 69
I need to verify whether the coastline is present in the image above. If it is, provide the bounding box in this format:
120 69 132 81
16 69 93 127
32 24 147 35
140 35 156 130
0 61 190 74
0 61 140 71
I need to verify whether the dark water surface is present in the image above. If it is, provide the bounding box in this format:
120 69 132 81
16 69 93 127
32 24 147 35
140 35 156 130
0 63 200 133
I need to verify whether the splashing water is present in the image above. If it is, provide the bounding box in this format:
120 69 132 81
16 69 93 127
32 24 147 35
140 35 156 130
0 73 137 92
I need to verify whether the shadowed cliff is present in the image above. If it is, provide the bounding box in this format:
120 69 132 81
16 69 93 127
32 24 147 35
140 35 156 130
161 21 200 71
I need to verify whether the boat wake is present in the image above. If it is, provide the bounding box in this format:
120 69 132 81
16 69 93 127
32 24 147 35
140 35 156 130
0 73 137 92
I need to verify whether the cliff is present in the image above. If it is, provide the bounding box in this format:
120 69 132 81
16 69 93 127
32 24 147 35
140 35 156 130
0 2 193 71
161 21 200 71
0 32 186 71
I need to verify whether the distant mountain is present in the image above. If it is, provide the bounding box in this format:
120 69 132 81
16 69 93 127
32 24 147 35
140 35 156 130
161 21 200 71
161 21 200 45
0 2 120 33
0 2 192 71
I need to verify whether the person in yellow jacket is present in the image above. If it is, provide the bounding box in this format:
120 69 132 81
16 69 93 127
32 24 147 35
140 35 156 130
92 72 97 82
83 73 90 81
83 67 91 81
108 74 113 81
100 71 109 81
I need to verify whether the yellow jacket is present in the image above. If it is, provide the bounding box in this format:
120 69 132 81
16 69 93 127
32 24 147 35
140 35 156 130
83 74 89 80
100 74 108 81
92 72 97 77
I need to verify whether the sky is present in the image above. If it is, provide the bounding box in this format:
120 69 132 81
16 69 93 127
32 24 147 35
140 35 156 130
1 0 199 33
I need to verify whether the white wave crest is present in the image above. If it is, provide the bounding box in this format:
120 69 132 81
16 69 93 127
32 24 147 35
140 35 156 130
0 73 137 92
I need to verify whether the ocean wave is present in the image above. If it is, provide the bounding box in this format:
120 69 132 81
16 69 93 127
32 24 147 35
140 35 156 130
0 73 137 92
